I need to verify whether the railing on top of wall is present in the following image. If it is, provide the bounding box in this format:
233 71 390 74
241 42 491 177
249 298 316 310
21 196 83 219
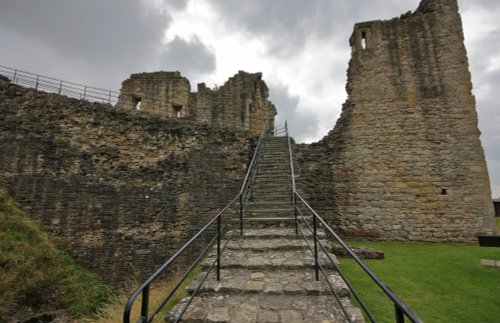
0 65 120 105
0 65 169 113
282 122 422 323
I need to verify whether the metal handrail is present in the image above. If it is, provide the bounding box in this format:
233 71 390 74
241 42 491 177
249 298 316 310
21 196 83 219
0 65 120 104
0 65 183 113
123 128 266 323
283 121 298 234
284 126 422 323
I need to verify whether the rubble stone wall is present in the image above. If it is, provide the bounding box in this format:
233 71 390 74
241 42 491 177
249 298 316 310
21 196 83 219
295 0 496 241
118 71 276 136
0 76 254 286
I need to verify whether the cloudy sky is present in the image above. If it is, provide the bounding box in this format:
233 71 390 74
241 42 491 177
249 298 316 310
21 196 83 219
0 0 499 198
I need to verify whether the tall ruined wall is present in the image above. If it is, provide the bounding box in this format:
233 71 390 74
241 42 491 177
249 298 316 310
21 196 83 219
117 71 277 136
296 0 496 241
118 71 190 117
0 76 254 285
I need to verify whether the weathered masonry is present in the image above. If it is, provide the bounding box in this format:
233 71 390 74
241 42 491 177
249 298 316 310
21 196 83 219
117 71 277 136
295 0 497 241
0 0 497 290
0 74 256 286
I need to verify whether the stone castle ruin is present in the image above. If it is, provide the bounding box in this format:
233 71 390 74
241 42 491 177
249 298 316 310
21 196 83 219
0 0 496 286
296 0 496 241
117 71 276 136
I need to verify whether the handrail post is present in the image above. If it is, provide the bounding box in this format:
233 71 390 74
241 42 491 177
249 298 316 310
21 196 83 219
35 75 39 90
294 195 298 235
12 69 17 84
83 86 87 100
58 80 63 94
313 213 319 281
217 214 221 281
395 304 405 323
140 285 150 323
239 194 244 236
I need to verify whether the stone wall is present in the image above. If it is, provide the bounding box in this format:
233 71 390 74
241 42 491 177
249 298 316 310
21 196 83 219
0 75 255 286
295 0 497 241
117 71 277 137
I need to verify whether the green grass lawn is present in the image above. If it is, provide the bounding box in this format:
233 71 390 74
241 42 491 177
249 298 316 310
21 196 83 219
339 241 500 323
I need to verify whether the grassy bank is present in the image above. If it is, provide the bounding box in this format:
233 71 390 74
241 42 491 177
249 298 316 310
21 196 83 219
339 241 500 322
0 189 116 321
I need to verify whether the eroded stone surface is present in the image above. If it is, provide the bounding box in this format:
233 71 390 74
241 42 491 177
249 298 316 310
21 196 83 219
168 294 363 323
187 269 350 297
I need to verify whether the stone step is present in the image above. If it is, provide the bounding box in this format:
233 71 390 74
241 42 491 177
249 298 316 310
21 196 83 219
247 196 292 203
231 228 326 240
259 158 289 162
167 294 363 323
246 207 294 213
247 200 293 207
251 181 291 187
224 237 329 252
186 269 349 297
252 176 290 182
251 185 291 191
202 249 338 270
245 217 296 225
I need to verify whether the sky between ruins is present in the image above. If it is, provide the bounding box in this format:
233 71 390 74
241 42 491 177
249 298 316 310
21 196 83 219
0 0 499 198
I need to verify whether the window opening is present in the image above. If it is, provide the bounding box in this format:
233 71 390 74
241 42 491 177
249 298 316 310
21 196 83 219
173 105 183 118
441 188 448 195
134 97 142 110
361 31 367 49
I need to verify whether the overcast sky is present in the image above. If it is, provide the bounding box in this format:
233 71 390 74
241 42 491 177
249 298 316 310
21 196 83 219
0 0 499 198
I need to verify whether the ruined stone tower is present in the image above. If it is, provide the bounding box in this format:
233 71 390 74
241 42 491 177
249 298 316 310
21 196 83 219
117 71 276 136
298 0 496 241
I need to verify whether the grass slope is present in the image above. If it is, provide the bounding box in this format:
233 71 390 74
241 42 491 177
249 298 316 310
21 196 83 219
340 241 500 323
0 188 116 321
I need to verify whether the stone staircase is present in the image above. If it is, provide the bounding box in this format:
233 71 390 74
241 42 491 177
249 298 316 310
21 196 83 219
245 136 295 227
167 136 364 322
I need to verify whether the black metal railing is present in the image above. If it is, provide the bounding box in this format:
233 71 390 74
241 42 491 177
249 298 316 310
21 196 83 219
0 65 183 114
274 123 287 137
123 128 265 323
0 65 120 105
283 123 422 323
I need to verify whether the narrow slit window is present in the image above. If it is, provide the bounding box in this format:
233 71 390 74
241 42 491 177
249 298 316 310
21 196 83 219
361 31 367 49
441 188 448 195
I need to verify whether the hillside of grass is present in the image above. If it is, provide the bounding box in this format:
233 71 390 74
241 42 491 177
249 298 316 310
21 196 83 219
0 188 116 322
340 240 500 323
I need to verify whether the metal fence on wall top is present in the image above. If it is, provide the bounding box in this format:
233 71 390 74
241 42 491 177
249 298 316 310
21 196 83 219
0 65 120 105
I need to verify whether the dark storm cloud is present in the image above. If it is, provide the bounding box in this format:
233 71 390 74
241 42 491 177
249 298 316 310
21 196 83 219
268 82 320 141
158 36 216 80
207 0 420 57
0 0 170 88
168 0 189 11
